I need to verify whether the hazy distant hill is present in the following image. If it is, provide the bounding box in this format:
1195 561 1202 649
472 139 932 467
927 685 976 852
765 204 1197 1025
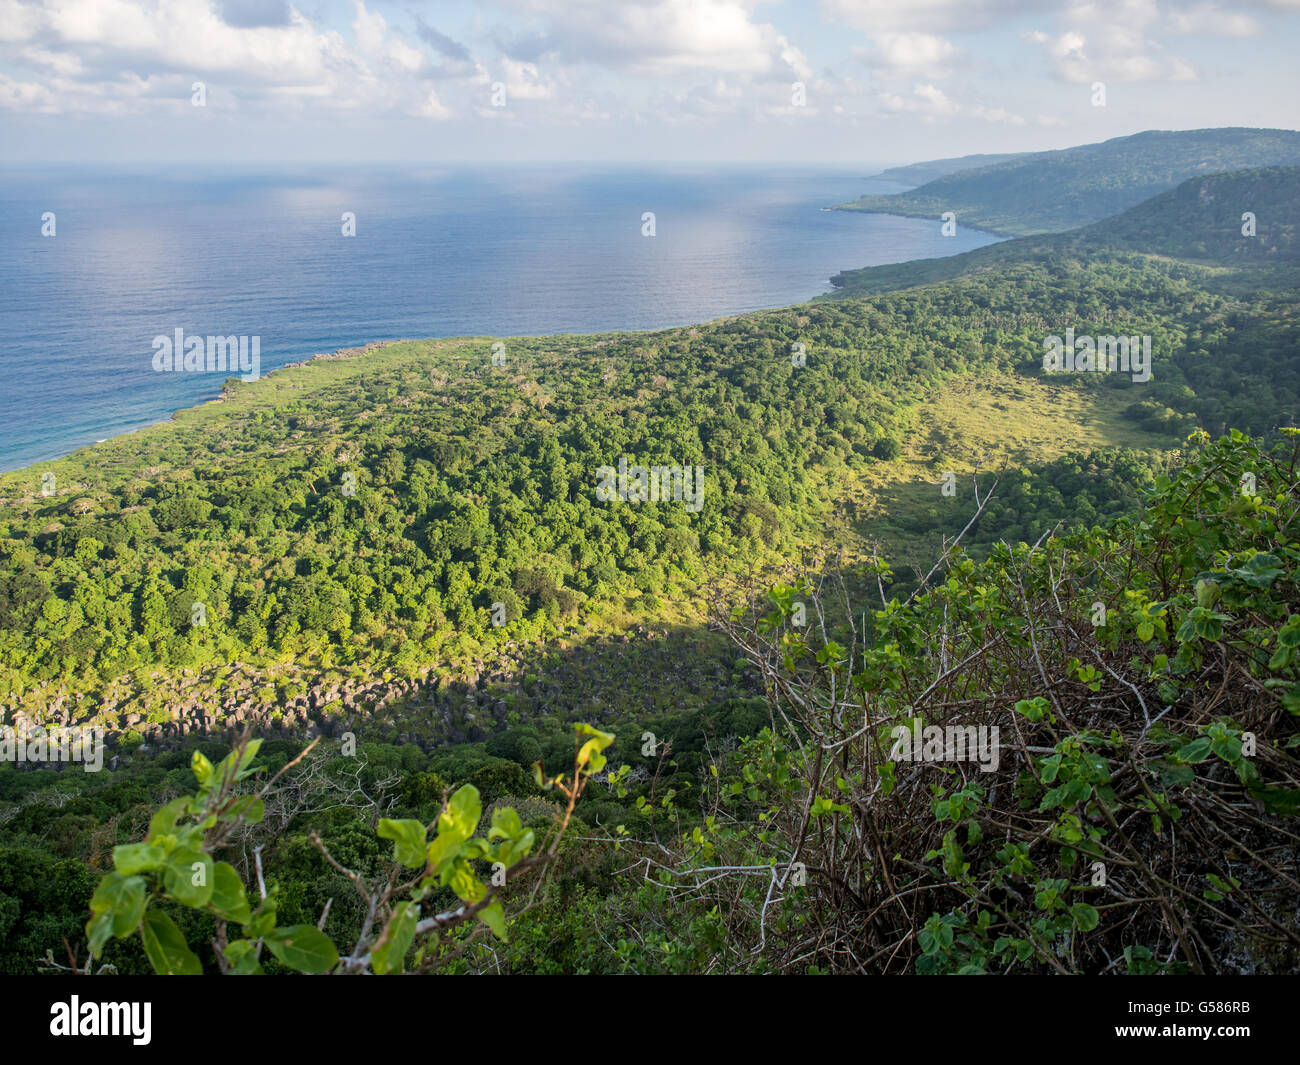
866 152 1029 187
828 166 1300 296
834 128 1300 236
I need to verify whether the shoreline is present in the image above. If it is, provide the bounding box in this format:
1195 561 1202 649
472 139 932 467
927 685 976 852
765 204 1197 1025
825 203 1018 239
1 207 1006 479
0 338 416 478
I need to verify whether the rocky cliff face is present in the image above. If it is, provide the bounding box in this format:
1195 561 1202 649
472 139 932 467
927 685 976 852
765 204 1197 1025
5 624 754 761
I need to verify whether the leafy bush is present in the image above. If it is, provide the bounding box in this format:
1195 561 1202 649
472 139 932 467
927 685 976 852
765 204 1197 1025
82 724 614 974
674 430 1300 973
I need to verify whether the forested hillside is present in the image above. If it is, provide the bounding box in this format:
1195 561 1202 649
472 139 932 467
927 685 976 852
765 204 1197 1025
5 431 1297 974
830 166 1300 296
6 220 1297 742
867 151 1029 187
835 128 1300 235
3 150 1300 976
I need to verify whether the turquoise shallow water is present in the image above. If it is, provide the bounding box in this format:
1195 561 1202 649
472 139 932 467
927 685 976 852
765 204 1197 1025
0 164 1000 471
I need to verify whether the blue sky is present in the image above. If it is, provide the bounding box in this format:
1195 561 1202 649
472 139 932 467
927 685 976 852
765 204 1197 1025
1 0 1297 165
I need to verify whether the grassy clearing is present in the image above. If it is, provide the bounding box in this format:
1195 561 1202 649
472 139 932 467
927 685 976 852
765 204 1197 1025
835 371 1179 567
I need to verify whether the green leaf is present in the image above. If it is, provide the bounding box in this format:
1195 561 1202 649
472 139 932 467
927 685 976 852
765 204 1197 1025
371 901 418 975
1070 903 1100 931
1248 785 1300 816
496 828 535 868
222 938 263 975
1014 697 1049 722
461 838 491 861
224 795 265 825
1230 553 1283 588
211 741 263 792
86 873 148 955
86 912 114 959
446 860 487 904
426 831 463 873
1209 734 1242 762
163 849 214 908
1278 618 1300 648
243 898 278 939
574 723 615 743
147 797 192 843
192 750 214 787
437 785 482 848
141 909 203 975
209 862 251 924
575 723 615 773
112 842 166 876
265 924 338 974
378 818 429 869
488 806 524 841
477 899 507 942
1175 738 1212 764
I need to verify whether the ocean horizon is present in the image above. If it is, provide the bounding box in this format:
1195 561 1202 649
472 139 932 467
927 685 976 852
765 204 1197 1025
0 164 1001 473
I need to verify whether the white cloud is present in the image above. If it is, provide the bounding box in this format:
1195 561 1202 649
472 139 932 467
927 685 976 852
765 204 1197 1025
1166 3 1259 35
0 72 56 110
822 0 1053 34
858 32 960 79
24 47 85 77
0 0 44 43
416 87 452 119
494 0 811 80
351 1 425 73
877 81 1025 123
351 1 388 56
1024 1 1201 83
499 58 555 100
0 0 1289 133
0 0 820 125
0 0 480 115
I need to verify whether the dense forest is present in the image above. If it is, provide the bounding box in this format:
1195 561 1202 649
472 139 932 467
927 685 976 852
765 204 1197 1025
1 155 1298 975
4 432 1297 974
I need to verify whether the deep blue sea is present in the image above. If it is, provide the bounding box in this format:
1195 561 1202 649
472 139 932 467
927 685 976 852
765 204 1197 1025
0 165 1000 472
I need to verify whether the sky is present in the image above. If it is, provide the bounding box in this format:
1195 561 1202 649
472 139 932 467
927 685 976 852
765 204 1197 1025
1 0 1298 165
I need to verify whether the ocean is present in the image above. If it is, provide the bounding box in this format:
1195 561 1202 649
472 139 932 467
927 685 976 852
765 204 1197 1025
0 164 1000 472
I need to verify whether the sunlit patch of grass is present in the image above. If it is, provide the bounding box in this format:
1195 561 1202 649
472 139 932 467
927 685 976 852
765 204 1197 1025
835 371 1178 567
